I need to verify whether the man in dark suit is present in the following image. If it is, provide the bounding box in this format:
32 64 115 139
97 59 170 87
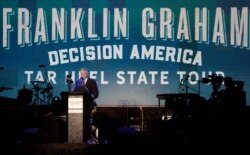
73 68 99 143
74 68 99 100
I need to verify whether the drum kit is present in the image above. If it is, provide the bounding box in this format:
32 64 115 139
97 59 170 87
15 65 53 105
30 80 53 105
29 65 54 105
1 65 54 105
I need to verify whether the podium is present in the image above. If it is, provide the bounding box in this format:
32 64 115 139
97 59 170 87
67 92 84 143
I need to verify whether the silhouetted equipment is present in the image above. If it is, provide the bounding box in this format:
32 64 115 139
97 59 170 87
232 80 244 92
207 74 224 105
157 93 200 109
202 74 224 87
30 80 46 85
0 86 13 92
219 77 246 108
41 83 53 94
202 74 246 108
179 74 201 94
201 77 210 84
33 64 54 105
209 74 224 85
66 75 73 92
38 64 46 68
17 85 33 105
30 81 46 104
51 96 63 115
66 75 73 84
156 74 246 122
156 93 210 119
30 81 45 91
29 65 54 105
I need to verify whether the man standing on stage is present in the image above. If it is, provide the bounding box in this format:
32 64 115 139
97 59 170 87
73 68 99 143
74 68 99 101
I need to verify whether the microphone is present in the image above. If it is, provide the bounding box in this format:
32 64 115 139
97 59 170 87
185 75 190 80
38 64 46 68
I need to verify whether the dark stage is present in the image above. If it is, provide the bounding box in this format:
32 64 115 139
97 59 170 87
1 92 250 154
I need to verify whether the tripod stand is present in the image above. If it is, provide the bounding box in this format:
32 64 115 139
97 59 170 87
179 76 201 95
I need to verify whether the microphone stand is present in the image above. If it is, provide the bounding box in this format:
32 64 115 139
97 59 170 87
179 79 201 108
179 79 201 95
197 80 201 95
66 75 73 92
179 77 190 94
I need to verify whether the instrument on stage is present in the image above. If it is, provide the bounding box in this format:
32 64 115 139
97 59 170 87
156 93 209 120
30 80 53 105
156 93 200 109
30 80 46 91
41 83 53 94
28 65 54 105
